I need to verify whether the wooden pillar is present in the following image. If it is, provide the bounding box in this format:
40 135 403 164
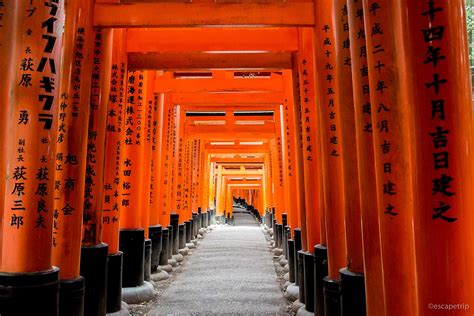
362 0 418 314
101 28 127 256
296 36 325 251
314 0 348 282
347 0 385 314
173 105 185 221
0 1 17 268
1 1 64 313
150 93 165 227
401 1 474 314
119 70 147 288
100 28 128 314
140 71 156 239
52 0 94 280
333 0 367 313
159 94 172 227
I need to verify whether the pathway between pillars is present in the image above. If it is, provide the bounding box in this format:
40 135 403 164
148 208 287 315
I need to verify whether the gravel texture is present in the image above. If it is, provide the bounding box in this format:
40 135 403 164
140 209 289 315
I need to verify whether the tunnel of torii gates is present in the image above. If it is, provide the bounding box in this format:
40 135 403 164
0 1 473 316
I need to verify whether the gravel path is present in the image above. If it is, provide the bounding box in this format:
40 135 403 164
148 209 287 315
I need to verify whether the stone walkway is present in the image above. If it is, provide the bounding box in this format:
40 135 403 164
148 208 287 315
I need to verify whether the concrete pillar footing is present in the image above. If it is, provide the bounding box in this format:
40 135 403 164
273 248 283 256
121 281 155 304
158 264 173 273
285 283 300 302
178 247 190 256
168 258 178 267
173 253 184 262
150 270 169 282
186 242 196 249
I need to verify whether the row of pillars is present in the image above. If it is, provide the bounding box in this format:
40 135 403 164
0 1 473 316
261 2 474 316
0 1 221 315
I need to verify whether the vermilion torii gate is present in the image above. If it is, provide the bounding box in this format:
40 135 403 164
0 1 473 316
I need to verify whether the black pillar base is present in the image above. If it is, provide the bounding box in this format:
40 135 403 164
149 225 162 273
297 250 306 305
106 252 123 314
59 276 85 316
119 229 145 287
0 267 60 316
315 244 328 316
144 239 152 282
80 242 109 316
159 228 169 266
293 228 302 286
184 221 192 243
178 224 186 249
288 239 296 283
304 252 315 313
170 213 180 255
340 268 365 316
323 277 341 316
167 225 173 259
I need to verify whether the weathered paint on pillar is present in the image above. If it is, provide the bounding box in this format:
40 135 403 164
2 0 64 272
119 70 146 229
52 0 94 280
362 0 419 314
314 1 348 280
140 71 156 238
333 0 364 274
101 28 127 255
347 0 385 313
82 28 113 247
401 1 474 313
296 36 325 251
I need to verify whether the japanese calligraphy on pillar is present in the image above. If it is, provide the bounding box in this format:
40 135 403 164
277 136 284 187
349 1 373 137
417 1 456 222
283 105 294 177
321 22 341 159
162 106 173 214
364 1 400 218
83 29 105 244
102 52 125 233
120 70 145 226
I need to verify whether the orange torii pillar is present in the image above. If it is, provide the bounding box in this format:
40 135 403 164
80 27 113 316
100 28 128 315
401 2 474 314
333 0 366 314
0 1 17 268
149 92 166 277
51 0 94 314
296 28 327 314
0 2 63 314
270 138 284 223
347 1 385 314
314 1 349 313
274 105 291 229
158 94 172 227
363 1 418 315
119 70 154 301
282 70 304 238
140 71 156 282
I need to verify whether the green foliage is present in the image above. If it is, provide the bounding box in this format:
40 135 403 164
468 4 474 62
